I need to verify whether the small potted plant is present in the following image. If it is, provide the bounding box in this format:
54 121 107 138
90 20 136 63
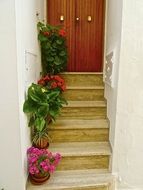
23 83 67 148
27 146 61 185
37 21 68 75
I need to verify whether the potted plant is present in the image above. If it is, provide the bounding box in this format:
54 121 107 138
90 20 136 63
27 146 61 185
37 21 68 75
23 83 67 148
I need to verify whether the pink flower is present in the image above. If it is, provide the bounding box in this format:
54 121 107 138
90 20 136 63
27 146 61 175
49 165 55 173
43 165 49 172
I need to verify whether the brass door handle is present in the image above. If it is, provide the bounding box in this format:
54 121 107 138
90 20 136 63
76 17 80 21
60 15 64 22
87 16 92 22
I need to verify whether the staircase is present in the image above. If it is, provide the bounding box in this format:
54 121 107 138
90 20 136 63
27 72 114 190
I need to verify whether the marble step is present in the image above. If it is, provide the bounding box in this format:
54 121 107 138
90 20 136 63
63 86 105 101
61 101 107 119
27 169 114 190
49 119 109 142
60 72 104 87
49 142 111 170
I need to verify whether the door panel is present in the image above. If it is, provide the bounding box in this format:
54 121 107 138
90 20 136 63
75 0 104 72
47 0 104 72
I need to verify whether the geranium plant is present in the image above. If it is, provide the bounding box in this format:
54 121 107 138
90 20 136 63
37 22 68 75
38 75 66 92
27 147 61 184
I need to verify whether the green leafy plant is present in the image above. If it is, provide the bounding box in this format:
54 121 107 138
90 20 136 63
23 83 67 144
37 22 68 75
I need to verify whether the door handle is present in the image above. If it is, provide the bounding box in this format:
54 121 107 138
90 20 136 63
87 16 92 22
60 15 64 22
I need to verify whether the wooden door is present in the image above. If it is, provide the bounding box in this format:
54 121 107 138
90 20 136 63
47 0 104 72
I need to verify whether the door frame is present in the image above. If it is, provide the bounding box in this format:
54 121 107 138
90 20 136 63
44 0 108 74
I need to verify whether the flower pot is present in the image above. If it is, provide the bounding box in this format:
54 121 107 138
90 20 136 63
33 138 49 149
29 173 50 185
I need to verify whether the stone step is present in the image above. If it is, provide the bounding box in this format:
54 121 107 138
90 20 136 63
61 101 107 119
61 72 104 87
49 142 111 170
49 119 109 142
64 86 105 101
27 169 114 190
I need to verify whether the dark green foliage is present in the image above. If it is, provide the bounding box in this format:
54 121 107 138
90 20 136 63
37 22 68 75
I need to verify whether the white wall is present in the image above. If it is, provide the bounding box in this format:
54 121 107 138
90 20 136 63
0 0 25 189
15 0 44 185
105 0 123 147
0 0 44 189
112 0 143 189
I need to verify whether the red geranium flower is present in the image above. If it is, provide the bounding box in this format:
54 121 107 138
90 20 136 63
43 76 50 81
59 29 66 37
43 31 50 37
51 82 58 89
38 79 46 86
37 75 66 92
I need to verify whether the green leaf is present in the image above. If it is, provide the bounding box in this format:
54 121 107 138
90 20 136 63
48 91 60 100
59 51 66 56
54 56 61 65
49 110 59 119
23 100 35 113
35 117 46 132
56 39 62 45
48 57 54 62
38 34 47 42
37 105 49 117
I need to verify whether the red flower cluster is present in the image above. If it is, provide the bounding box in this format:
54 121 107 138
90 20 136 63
59 29 66 37
38 75 66 92
43 31 50 37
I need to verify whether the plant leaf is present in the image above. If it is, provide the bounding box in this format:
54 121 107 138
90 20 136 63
35 117 46 132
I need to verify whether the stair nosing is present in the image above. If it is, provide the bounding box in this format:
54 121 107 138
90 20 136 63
66 86 104 90
63 101 107 108
61 72 103 75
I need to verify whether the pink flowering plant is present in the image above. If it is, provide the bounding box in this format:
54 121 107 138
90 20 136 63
27 146 61 176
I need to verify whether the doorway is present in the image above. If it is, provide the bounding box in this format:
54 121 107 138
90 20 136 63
47 0 105 72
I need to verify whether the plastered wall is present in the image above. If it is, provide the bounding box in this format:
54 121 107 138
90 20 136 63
0 0 44 189
112 0 143 189
105 0 143 189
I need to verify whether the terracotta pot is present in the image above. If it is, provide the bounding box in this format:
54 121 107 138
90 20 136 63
29 173 50 185
33 138 49 149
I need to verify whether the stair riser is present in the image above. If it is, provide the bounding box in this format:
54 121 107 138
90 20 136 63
61 74 104 87
49 129 109 142
61 107 107 118
57 155 109 170
63 89 104 101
